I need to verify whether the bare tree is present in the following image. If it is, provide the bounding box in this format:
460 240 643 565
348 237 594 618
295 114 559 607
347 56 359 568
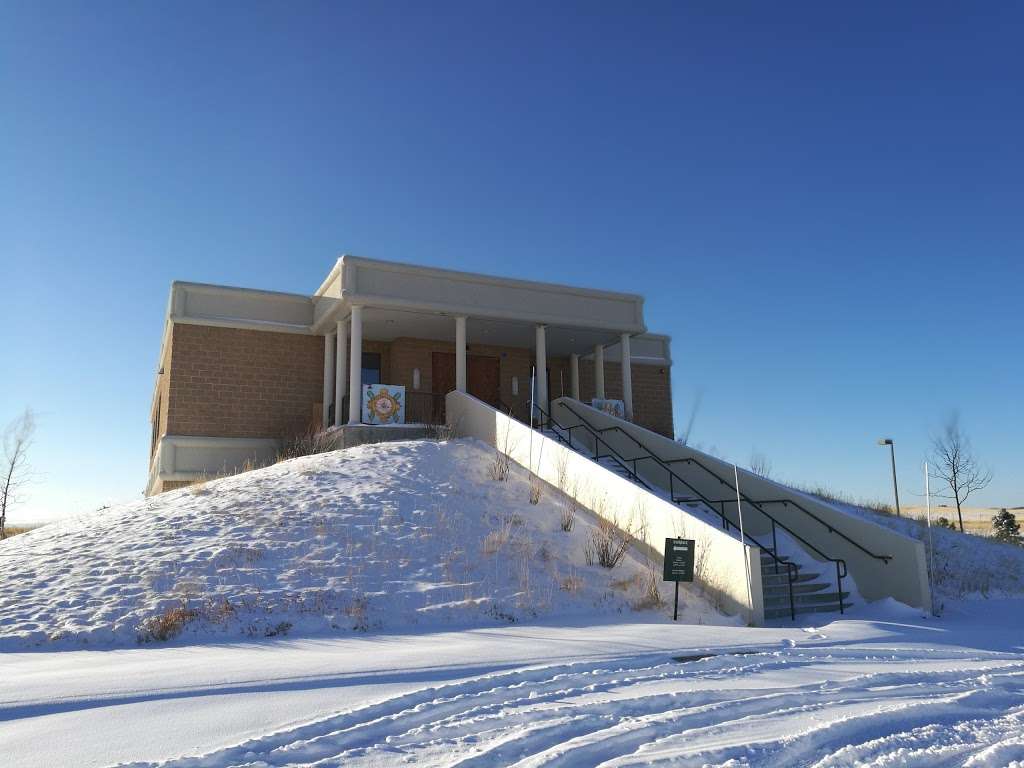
929 413 991 533
749 452 773 479
2 408 36 539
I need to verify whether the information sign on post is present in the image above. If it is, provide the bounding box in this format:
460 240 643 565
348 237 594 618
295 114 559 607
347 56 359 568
663 538 695 621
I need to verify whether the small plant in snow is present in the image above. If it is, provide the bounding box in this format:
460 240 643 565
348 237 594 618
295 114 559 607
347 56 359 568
560 502 576 533
584 513 637 569
529 474 542 505
632 559 664 611
137 602 198 643
490 448 511 482
277 426 341 462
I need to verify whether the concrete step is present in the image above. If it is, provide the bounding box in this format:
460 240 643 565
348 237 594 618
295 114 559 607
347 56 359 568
765 601 853 620
764 591 850 608
762 572 821 587
763 581 830 596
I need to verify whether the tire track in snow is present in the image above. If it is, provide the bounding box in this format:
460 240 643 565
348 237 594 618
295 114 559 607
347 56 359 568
118 649 1024 768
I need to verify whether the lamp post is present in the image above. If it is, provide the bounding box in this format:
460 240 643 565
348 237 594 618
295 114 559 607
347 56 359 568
877 438 901 517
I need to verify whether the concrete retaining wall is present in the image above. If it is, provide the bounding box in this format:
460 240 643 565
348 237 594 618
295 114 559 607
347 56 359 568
552 398 932 613
447 390 763 624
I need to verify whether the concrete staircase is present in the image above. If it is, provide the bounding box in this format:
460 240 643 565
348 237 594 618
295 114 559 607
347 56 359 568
761 551 850 620
539 422 852 623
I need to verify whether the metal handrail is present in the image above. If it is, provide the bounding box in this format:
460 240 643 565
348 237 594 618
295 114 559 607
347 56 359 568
553 401 875 616
558 400 891 565
531 403 800 619
532 403 651 491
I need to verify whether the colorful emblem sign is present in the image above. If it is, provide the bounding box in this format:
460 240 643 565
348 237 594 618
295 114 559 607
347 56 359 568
362 384 405 425
591 398 626 420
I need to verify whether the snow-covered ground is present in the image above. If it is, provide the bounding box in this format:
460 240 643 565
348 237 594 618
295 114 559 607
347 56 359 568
0 439 723 652
3 437 1023 766
2 602 1022 767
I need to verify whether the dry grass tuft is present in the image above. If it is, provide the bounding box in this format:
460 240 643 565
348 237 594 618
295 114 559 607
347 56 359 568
277 427 342 462
528 474 543 505
137 604 198 643
584 515 636 569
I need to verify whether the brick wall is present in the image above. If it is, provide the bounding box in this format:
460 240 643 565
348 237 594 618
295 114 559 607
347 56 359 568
166 323 324 439
579 359 674 438
158 323 673 442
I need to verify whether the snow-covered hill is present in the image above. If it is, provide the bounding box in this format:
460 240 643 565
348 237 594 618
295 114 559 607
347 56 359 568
0 439 726 650
826 500 1024 607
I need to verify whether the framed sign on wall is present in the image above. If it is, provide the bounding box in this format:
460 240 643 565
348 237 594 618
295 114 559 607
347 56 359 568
362 384 405 425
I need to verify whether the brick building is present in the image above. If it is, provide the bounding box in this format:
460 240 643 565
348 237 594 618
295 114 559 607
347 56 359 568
147 256 674 494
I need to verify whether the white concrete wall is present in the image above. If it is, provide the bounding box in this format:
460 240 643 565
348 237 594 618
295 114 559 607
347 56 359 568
148 435 281 494
447 391 764 624
552 398 932 613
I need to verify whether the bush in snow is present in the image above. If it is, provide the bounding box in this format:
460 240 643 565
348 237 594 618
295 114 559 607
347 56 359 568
992 509 1022 544
584 500 638 569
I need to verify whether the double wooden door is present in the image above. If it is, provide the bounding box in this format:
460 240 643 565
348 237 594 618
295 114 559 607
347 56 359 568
432 352 500 407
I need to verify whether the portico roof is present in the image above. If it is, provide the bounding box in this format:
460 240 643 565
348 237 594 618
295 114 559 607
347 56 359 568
312 255 647 336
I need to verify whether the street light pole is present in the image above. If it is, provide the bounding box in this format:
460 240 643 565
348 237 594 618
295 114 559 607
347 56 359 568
877 438 901 517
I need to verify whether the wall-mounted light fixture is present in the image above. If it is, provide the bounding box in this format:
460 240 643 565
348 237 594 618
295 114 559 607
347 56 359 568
413 368 421 390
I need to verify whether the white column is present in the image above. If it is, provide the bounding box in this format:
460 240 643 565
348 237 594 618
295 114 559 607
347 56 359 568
348 306 363 424
334 319 347 427
594 344 605 399
569 353 580 400
455 316 467 392
535 324 548 421
322 331 336 428
620 332 633 421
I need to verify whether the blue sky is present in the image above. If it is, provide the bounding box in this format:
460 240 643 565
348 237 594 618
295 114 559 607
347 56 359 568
2 2 1021 522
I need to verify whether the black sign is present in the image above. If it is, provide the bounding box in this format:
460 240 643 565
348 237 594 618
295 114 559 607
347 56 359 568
663 538 695 583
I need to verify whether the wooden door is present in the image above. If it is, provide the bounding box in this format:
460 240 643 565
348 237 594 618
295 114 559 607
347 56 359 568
432 352 456 395
468 355 500 407
431 352 500 407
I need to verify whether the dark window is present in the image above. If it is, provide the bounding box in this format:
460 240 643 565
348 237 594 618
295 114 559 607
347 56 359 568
362 352 382 385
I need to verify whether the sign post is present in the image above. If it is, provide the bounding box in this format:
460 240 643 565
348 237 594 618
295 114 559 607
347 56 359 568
663 538 696 621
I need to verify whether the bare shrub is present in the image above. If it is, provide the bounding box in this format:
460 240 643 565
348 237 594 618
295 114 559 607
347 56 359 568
188 474 213 495
529 474 542 505
490 448 511 482
489 423 517 482
137 603 198 643
483 513 521 555
554 452 569 494
560 502 576 533
346 594 370 631
430 420 457 442
584 506 638 569
277 426 341 462
749 452 772 479
633 559 664 610
560 571 584 593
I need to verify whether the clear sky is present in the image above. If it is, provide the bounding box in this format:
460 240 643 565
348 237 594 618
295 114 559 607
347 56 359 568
2 2 1021 522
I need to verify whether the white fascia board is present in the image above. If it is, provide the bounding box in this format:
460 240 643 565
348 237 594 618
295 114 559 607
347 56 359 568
331 255 647 334
168 281 315 334
591 332 672 365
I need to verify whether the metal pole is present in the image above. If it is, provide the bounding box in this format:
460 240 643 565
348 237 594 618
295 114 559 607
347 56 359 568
673 580 679 621
889 442 901 517
734 464 754 623
925 461 934 583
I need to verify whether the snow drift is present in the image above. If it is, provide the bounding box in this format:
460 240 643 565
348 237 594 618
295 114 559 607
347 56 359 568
0 439 727 650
